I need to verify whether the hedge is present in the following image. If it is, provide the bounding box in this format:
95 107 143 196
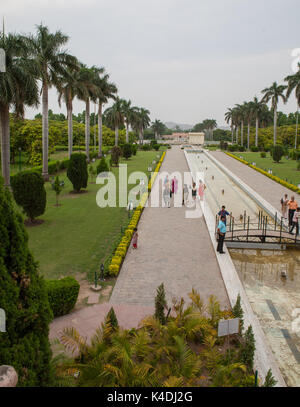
45 277 80 317
225 152 300 194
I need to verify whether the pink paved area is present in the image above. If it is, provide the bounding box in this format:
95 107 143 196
210 151 300 212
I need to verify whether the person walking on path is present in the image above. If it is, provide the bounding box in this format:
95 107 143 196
198 180 206 201
281 194 289 219
288 196 298 227
183 183 189 206
174 176 178 194
289 207 300 235
163 182 171 208
217 215 226 254
191 182 197 202
171 177 175 198
132 228 138 249
218 205 234 225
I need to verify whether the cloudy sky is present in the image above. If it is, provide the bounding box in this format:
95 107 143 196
2 0 300 126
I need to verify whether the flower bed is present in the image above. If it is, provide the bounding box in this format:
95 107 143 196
225 152 300 195
108 151 166 276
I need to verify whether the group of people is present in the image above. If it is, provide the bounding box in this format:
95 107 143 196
216 205 234 254
281 194 300 235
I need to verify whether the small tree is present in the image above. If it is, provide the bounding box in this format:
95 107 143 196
106 307 119 330
11 171 46 222
240 325 256 370
271 145 284 163
89 165 96 183
232 293 244 333
153 144 160 151
96 157 109 175
132 144 137 156
155 283 167 325
263 369 277 387
123 143 132 160
111 146 122 166
53 176 63 206
67 153 88 192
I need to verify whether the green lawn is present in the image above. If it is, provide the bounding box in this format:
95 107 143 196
233 151 300 186
23 150 161 281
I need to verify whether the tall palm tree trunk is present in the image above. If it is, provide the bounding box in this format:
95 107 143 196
241 121 244 146
295 106 299 149
139 128 143 144
247 121 250 150
0 104 10 186
67 103 73 159
273 106 277 146
231 121 234 143
115 125 119 146
236 126 239 144
98 102 103 157
125 121 129 143
42 81 49 180
85 98 90 161
255 117 259 147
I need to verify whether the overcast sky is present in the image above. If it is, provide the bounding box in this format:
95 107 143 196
2 0 300 126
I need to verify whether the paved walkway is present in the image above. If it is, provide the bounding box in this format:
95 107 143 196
110 146 230 308
210 151 300 213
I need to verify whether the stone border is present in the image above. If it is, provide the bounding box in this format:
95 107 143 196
184 149 286 387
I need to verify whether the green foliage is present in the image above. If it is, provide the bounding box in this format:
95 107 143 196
232 294 244 333
0 178 53 386
53 176 63 205
141 144 151 151
153 144 160 151
111 146 122 166
155 283 167 325
106 307 119 330
250 146 259 152
45 277 80 317
11 171 46 221
271 145 284 162
239 325 255 370
260 151 266 158
263 369 277 387
96 157 109 174
131 144 137 155
67 153 88 192
122 143 132 160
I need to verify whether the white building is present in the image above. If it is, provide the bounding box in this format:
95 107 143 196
187 132 205 145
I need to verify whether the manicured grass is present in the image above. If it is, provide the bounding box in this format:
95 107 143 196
233 151 300 186
25 151 161 281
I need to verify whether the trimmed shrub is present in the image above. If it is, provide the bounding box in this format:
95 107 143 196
111 146 122 166
260 152 266 158
59 159 69 170
48 160 60 175
141 144 151 151
97 157 109 174
250 146 259 152
271 145 284 162
122 143 132 159
131 144 137 155
45 277 80 317
11 171 46 221
67 153 88 192
0 178 53 386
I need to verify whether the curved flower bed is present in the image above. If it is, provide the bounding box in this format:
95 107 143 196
108 151 166 276
225 152 300 195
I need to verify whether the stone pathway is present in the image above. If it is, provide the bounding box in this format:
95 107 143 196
110 146 230 308
210 151 300 212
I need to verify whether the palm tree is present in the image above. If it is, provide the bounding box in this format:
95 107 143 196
105 97 124 146
261 82 287 146
151 119 165 140
76 65 102 161
285 63 300 148
251 97 265 147
0 33 39 186
235 104 246 146
243 102 253 150
57 65 82 159
224 108 234 143
121 99 137 143
27 24 77 179
132 107 151 144
94 72 117 156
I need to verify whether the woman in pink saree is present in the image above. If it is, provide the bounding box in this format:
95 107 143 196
198 180 206 201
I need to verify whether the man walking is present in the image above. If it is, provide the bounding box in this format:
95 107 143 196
288 196 298 227
217 215 227 254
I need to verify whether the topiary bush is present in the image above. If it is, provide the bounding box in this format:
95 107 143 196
260 152 266 158
131 144 137 155
11 171 46 222
122 143 132 159
45 277 80 317
111 146 122 166
67 153 88 192
271 145 284 163
0 178 53 386
97 157 109 174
